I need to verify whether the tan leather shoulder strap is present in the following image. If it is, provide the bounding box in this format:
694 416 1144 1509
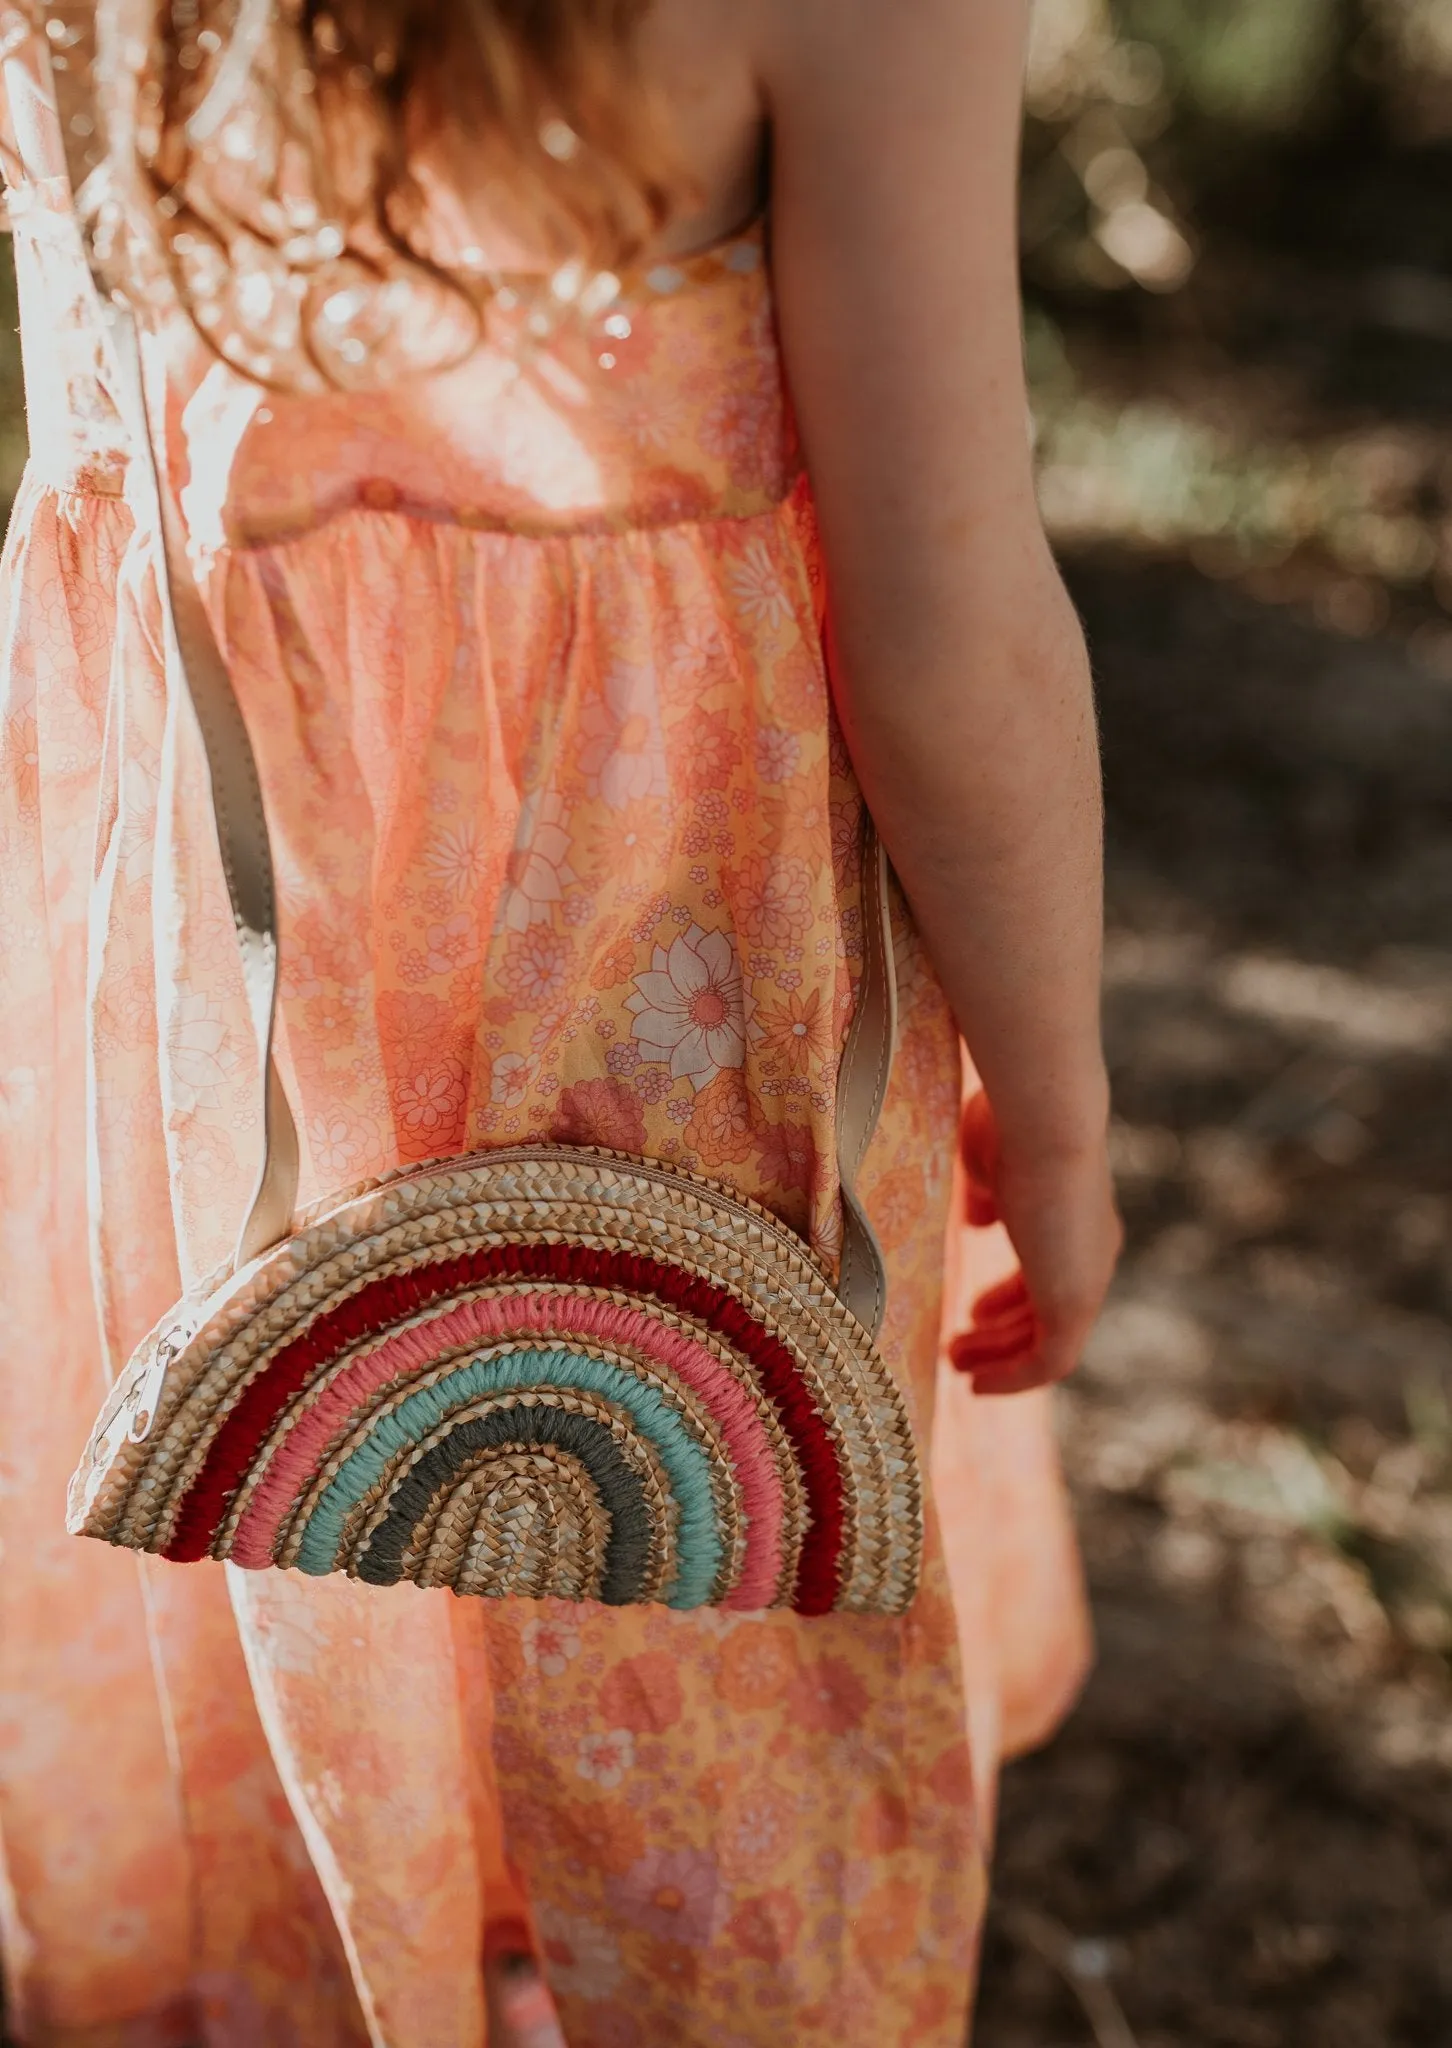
109 315 302 1269
47 12 298 1270
47 15 900 1330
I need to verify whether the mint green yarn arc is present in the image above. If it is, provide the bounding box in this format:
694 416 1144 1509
293 1347 724 1608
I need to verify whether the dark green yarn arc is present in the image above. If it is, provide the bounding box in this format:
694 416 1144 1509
354 1406 654 1603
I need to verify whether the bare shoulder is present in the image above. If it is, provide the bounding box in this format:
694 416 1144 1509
757 0 1029 135
638 0 1028 252
637 0 771 252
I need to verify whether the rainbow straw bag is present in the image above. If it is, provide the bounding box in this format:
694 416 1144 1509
56 81 922 1624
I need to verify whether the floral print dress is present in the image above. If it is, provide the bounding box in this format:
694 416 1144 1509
0 52 1091 2048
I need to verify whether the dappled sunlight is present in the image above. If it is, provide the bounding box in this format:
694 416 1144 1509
979 537 1452 2039
1023 0 1452 696
2 5 1450 2043
980 11 1452 2038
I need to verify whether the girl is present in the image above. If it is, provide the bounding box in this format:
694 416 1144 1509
0 3 1118 2042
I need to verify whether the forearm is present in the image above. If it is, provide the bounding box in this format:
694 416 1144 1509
759 0 1119 1379
761 0 1105 1151
830 552 1108 1164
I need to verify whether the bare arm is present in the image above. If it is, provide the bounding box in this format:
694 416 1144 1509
759 0 1119 1385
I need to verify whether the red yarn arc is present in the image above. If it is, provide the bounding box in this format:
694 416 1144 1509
161 1240 846 1614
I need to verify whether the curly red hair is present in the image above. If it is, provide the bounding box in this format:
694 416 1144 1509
99 0 680 381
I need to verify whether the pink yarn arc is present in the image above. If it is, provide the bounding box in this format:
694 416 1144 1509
228 1289 787 1609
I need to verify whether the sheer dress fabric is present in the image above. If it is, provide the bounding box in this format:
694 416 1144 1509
0 64 1091 2048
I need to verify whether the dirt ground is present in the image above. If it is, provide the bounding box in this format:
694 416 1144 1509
973 56 1452 2040
973 550 1452 2048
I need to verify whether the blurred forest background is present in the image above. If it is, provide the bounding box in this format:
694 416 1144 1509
981 3 1452 2044
2 3 1452 2045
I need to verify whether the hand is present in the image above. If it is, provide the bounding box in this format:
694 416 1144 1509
948 1089 1122 1397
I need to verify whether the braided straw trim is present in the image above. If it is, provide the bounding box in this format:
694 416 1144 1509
406 1448 609 1598
282 1144 843 1289
358 1384 677 1602
332 1384 683 1604
218 1291 773 1601
113 1204 905 1605
448 1456 604 1602
191 1149 862 1403
420 1335 746 1602
450 1450 607 1600
388 1446 601 1600
328 1338 740 1604
117 1206 887 1608
360 1335 741 1605
78 1149 923 1615
110 1150 882 1464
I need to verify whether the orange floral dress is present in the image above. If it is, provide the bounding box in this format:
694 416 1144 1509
0 60 1090 2048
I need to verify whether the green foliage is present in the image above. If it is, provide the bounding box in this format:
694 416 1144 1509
1116 0 1345 130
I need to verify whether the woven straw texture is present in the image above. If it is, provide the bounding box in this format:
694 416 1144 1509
69 1148 924 1617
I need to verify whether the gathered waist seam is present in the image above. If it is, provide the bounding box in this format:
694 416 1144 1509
219 466 809 554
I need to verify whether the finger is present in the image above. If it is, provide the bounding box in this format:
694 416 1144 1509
950 1278 1038 1375
970 1273 1032 1323
953 1307 1038 1352
967 1314 1095 1394
950 1324 1039 1373
957 1332 1040 1371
